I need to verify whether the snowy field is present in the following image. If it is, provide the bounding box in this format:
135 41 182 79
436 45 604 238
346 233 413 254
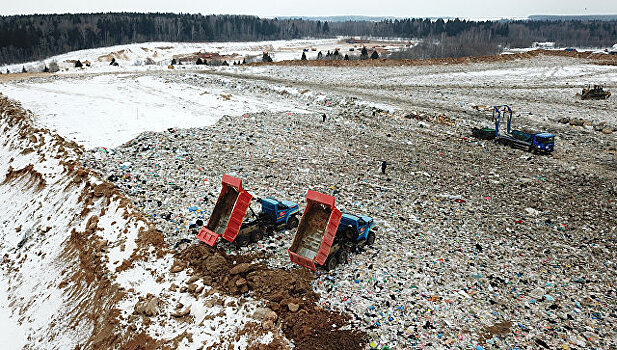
0 38 410 74
1 73 312 148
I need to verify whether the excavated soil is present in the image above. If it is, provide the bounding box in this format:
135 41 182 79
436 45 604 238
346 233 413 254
207 186 239 233
177 244 367 350
2 164 46 191
289 204 331 253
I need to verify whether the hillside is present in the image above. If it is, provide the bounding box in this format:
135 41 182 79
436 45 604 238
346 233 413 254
0 95 285 348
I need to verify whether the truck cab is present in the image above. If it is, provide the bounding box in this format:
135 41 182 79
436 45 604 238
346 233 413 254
532 133 555 153
259 198 300 228
337 213 377 245
511 131 555 153
491 105 556 154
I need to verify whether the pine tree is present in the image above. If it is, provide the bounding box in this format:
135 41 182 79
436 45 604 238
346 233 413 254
323 21 330 34
22 66 27 73
361 47 368 57
301 52 306 60
371 50 379 59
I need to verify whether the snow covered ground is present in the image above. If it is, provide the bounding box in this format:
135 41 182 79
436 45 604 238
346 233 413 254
1 38 410 74
2 53 616 149
0 275 26 349
0 95 286 349
0 73 311 148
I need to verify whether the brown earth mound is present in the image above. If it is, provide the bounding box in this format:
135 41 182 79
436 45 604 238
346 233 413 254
178 244 367 350
3 164 46 191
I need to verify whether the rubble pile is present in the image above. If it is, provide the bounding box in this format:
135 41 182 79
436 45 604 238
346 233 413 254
557 117 615 135
84 102 617 348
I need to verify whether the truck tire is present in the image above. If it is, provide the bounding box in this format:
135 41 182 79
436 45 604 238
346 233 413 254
265 225 275 236
235 235 251 248
337 249 349 264
286 216 299 229
344 227 355 241
325 255 338 271
367 232 376 246
250 229 264 243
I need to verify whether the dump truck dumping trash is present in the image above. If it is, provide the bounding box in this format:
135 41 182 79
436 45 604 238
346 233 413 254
197 174 253 246
197 174 301 247
288 190 342 271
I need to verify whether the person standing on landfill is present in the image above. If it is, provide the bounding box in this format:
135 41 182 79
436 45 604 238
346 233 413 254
322 113 327 123
381 161 390 174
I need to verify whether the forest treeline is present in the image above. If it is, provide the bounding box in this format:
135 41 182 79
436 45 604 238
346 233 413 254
1 12 617 64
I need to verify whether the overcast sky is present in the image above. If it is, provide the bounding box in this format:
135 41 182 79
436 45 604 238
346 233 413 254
2 0 617 18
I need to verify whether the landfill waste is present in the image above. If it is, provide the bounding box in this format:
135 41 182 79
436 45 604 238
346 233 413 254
84 99 617 348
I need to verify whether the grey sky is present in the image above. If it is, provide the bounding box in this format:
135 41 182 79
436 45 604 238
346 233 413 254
2 0 616 18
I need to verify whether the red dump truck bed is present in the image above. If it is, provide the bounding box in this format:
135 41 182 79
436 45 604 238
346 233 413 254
197 174 253 246
288 190 342 271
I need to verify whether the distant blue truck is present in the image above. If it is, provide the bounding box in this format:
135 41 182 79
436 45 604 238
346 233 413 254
472 105 555 154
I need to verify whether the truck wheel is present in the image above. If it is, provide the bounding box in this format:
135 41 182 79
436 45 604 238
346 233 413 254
264 225 275 236
367 232 376 246
344 228 355 241
337 249 349 264
325 255 338 271
235 235 251 248
286 216 299 229
250 229 264 243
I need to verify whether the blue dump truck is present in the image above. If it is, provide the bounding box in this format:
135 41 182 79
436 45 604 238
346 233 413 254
472 105 555 154
257 198 300 233
229 197 301 247
288 191 377 271
197 175 300 247
328 213 377 269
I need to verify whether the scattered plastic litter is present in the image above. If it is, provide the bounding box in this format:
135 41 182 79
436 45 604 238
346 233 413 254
82 86 617 349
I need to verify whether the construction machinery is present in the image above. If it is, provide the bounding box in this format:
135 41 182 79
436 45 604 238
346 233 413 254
196 175 300 247
288 190 377 271
473 105 555 154
580 85 611 100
